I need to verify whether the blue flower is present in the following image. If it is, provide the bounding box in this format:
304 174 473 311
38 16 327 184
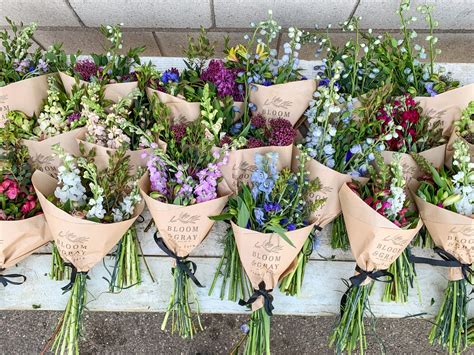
425 82 437 97
251 170 268 185
240 323 250 334
161 69 180 84
318 78 330 87
287 223 296 231
262 79 272 86
230 122 243 135
280 218 289 226
264 202 281 213
258 178 275 196
254 208 265 225
350 144 362 154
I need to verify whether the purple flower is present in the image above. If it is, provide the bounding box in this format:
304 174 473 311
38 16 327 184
171 123 187 144
200 60 243 101
280 218 289 226
262 79 272 86
161 68 180 84
67 112 81 124
14 59 30 73
254 208 265 225
247 137 265 149
425 82 437 97
250 114 266 129
318 78 330 87
287 223 296 231
267 118 297 146
264 202 281 213
74 60 99 82
36 59 48 73
230 122 243 135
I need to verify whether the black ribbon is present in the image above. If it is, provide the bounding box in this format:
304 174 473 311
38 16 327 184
153 232 204 288
303 225 322 257
409 247 474 283
349 265 394 287
61 263 88 292
0 268 26 287
239 281 274 316
137 215 145 223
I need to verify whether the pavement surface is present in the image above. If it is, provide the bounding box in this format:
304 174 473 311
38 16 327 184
0 311 449 354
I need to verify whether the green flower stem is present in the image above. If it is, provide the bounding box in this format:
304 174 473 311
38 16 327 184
429 279 468 354
331 215 350 250
279 235 313 296
412 227 435 249
242 308 272 355
329 284 370 354
209 227 252 301
50 243 70 281
382 248 420 303
162 264 203 339
50 273 87 355
108 227 142 292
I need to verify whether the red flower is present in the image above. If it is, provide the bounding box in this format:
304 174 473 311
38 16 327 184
20 200 36 214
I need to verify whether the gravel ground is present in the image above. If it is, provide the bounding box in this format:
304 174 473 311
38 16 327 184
0 311 450 354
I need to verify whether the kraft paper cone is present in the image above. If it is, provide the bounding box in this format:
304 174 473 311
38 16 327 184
60 72 138 103
381 145 446 181
146 87 244 123
249 80 316 126
75 130 166 172
232 222 314 311
22 127 87 178
32 170 144 272
0 214 51 269
410 181 474 281
0 74 50 126
416 84 474 136
339 183 422 276
445 131 474 167
140 175 231 257
220 144 293 193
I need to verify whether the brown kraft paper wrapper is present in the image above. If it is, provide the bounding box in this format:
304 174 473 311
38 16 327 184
32 170 145 272
0 214 51 269
140 176 231 257
146 87 244 123
22 127 87 178
232 222 315 310
445 131 474 167
220 144 293 193
0 74 50 126
380 145 446 181
249 80 316 126
60 72 138 103
339 183 422 283
295 147 368 227
75 130 167 172
410 181 474 281
416 84 474 136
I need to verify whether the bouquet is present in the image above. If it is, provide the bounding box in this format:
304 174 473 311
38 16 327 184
140 102 230 338
211 149 319 354
307 1 458 98
0 125 49 286
0 18 67 123
61 24 143 102
410 139 473 354
34 145 143 354
446 101 474 165
147 29 243 123
223 11 315 125
330 153 422 354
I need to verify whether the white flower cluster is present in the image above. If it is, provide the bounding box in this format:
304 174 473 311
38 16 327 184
54 152 87 206
35 77 68 138
86 192 106 220
112 184 142 222
451 140 474 216
386 154 407 220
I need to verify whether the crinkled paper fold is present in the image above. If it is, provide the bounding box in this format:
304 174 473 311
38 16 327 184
32 170 144 272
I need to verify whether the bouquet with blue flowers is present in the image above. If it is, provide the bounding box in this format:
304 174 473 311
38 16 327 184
211 148 323 354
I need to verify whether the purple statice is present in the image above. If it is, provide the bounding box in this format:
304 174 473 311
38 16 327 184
67 112 81 125
267 118 297 146
73 60 99 82
161 68 180 84
200 59 243 101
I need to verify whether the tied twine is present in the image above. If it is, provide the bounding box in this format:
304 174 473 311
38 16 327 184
0 268 26 287
61 263 89 293
239 281 274 316
409 247 474 283
153 232 204 288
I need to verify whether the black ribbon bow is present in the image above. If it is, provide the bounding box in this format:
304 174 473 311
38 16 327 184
303 225 323 257
153 232 204 288
349 265 394 287
239 281 275 316
0 268 26 287
61 263 88 292
409 247 474 283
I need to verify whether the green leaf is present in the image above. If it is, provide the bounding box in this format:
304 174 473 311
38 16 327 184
267 224 295 248
209 212 233 221
237 197 250 228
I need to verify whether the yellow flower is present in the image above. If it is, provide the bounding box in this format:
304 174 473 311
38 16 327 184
227 44 247 62
255 43 268 60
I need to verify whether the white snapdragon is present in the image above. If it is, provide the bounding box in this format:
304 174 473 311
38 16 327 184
54 152 87 206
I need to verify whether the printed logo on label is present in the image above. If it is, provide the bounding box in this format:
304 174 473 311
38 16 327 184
30 154 57 178
251 233 284 274
231 162 257 189
262 96 293 118
167 213 201 249
56 230 89 261
446 226 474 261
372 233 407 267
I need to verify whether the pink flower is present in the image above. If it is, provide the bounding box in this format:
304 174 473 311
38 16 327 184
20 200 36 214
0 210 6 220
0 178 13 193
5 184 19 200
